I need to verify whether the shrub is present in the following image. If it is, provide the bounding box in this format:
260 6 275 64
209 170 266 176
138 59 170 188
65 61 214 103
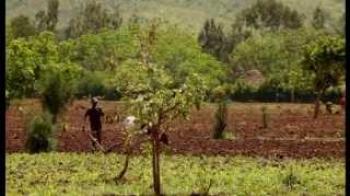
75 71 105 98
75 71 122 100
25 112 56 153
39 71 75 122
103 85 122 100
230 80 259 101
282 166 301 191
212 101 228 139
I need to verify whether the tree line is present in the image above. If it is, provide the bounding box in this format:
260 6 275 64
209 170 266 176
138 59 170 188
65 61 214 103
6 0 345 118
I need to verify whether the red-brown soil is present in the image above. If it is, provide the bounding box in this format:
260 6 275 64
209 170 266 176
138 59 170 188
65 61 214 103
6 99 345 158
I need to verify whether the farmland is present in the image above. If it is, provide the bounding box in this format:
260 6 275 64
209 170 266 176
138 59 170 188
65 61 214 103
6 100 345 158
6 153 345 195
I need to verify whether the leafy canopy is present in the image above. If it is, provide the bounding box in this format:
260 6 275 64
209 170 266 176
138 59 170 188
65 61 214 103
302 34 345 93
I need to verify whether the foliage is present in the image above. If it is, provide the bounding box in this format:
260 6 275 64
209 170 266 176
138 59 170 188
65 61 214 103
231 28 318 93
24 112 56 153
75 71 105 98
212 101 228 139
65 0 123 38
302 34 345 118
75 71 121 100
115 23 209 195
6 31 82 99
6 38 38 98
6 153 345 195
115 26 209 128
9 15 37 39
68 27 138 71
302 35 345 94
151 25 226 90
37 69 78 122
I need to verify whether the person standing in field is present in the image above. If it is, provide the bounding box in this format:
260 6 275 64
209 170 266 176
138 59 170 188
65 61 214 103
83 97 105 150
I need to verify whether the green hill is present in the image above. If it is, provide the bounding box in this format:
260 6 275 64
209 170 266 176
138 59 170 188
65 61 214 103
6 0 344 32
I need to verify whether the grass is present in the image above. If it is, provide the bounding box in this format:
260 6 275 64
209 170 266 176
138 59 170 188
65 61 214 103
6 153 345 195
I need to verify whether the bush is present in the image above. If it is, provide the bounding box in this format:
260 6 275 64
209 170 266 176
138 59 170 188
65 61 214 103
212 101 228 139
75 71 122 100
25 112 56 153
229 80 259 101
39 71 75 122
103 85 122 100
229 80 317 103
75 71 105 98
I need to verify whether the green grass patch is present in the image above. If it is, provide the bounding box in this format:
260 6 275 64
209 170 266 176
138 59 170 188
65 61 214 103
6 153 345 195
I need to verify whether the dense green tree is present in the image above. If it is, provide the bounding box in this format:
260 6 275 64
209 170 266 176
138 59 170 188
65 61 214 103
231 28 318 98
9 15 37 39
69 27 138 71
67 24 225 91
302 35 345 118
6 31 81 99
154 25 226 89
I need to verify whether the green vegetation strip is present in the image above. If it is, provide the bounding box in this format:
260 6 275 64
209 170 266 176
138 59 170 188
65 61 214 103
7 153 344 195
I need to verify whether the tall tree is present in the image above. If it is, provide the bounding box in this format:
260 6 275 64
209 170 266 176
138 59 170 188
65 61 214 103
198 18 233 63
237 0 303 31
312 6 327 29
65 0 122 38
47 0 59 31
35 0 59 32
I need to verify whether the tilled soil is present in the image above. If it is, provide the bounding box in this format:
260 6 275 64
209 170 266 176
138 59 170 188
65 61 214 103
6 99 345 158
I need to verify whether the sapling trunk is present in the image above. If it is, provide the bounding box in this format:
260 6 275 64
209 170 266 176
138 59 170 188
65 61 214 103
152 127 162 195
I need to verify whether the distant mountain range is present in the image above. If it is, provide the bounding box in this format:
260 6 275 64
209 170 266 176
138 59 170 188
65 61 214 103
6 0 344 32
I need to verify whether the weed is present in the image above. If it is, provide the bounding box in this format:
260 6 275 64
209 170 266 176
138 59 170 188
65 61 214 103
282 166 301 191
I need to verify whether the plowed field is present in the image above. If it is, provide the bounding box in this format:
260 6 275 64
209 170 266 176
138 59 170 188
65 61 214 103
6 99 345 158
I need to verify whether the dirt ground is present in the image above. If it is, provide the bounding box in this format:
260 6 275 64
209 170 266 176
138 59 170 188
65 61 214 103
6 99 345 158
